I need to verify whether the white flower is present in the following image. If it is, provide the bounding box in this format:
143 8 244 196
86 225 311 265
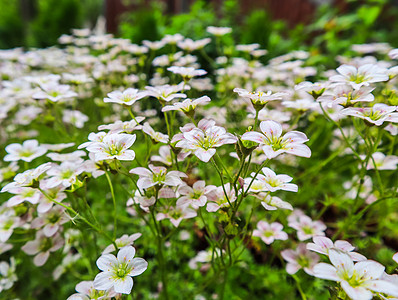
233 88 287 108
4 139 47 162
313 249 398 300
104 88 147 106
103 233 142 254
175 119 237 162
389 48 398 59
318 85 374 107
177 38 211 52
93 246 148 294
45 161 84 188
67 280 117 300
340 103 398 126
130 164 187 190
330 64 389 90
63 110 89 128
85 133 136 161
307 236 366 261
21 231 64 266
256 194 293 211
206 183 237 212
161 96 210 114
176 181 216 208
281 243 320 275
247 167 298 193
1 163 52 192
253 221 288 245
288 215 326 241
364 152 398 170
31 206 69 237
167 66 207 79
32 83 77 102
142 122 169 143
156 205 197 227
98 117 145 134
145 83 188 102
0 258 17 292
206 26 232 36
241 120 311 159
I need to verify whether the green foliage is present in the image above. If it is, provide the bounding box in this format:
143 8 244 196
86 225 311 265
0 0 24 48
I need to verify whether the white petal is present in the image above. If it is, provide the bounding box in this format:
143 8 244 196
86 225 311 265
113 276 134 294
129 258 148 276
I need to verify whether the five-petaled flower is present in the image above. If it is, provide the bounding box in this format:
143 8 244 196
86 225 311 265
241 120 311 159
93 246 148 294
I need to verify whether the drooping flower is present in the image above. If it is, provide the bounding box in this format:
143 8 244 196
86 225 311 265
313 249 398 300
93 246 148 294
241 120 311 159
103 233 142 254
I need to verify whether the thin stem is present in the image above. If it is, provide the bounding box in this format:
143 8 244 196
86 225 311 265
105 170 118 239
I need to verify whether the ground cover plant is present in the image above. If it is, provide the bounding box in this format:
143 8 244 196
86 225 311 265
0 25 398 300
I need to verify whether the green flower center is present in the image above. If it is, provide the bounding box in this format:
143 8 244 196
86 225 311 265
349 74 367 84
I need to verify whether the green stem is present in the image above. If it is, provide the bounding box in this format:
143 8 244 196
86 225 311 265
105 170 118 239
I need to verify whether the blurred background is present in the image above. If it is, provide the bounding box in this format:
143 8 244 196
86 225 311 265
1 0 398 58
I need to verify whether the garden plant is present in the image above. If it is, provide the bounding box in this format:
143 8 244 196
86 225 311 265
0 23 398 300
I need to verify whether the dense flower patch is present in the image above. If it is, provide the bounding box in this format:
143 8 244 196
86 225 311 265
0 27 398 299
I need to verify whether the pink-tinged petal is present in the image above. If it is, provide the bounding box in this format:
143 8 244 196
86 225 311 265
276 231 288 241
354 260 384 280
43 224 58 237
334 240 354 252
75 281 94 294
285 143 311 158
261 167 276 177
129 167 152 176
281 249 296 263
261 145 280 159
22 240 40 255
94 271 114 290
283 131 309 143
198 119 216 131
34 251 50 266
241 131 266 144
329 249 354 277
367 279 398 297
313 263 339 281
349 252 367 262
286 263 300 274
337 65 357 77
194 148 216 162
117 246 136 262
206 203 220 212
313 236 333 249
97 254 118 271
260 120 282 139
282 183 298 192
340 281 372 300
307 243 327 255
129 258 148 276
393 252 398 264
270 222 283 231
113 276 133 294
